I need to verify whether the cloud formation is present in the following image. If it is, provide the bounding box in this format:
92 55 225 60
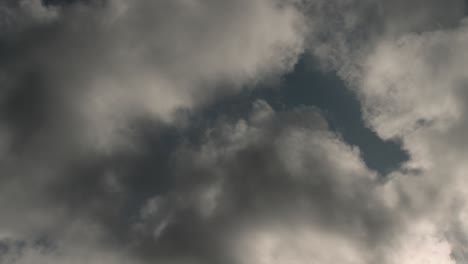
356 19 468 262
1 0 468 264
308 0 468 262
0 0 305 152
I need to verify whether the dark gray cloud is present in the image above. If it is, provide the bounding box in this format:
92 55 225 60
0 1 467 264
82 100 401 263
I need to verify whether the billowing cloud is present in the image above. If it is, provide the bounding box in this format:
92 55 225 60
308 1 468 262
0 0 307 262
356 20 468 261
1 0 468 263
0 0 305 152
0 99 420 263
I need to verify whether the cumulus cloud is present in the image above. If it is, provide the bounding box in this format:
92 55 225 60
110 100 454 264
0 0 305 152
0 0 307 262
127 101 388 263
0 95 441 264
356 20 468 261
1 0 468 263
305 0 468 262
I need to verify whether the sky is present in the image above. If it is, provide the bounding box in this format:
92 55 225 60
1 0 468 263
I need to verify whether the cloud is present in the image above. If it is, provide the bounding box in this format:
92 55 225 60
0 0 306 153
0 99 419 263
307 2 468 262
2 0 468 263
304 0 466 79
0 0 307 262
126 100 428 263
139 99 466 264
0 221 145 264
356 19 468 261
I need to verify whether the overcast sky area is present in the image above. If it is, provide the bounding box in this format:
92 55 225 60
2 0 468 263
